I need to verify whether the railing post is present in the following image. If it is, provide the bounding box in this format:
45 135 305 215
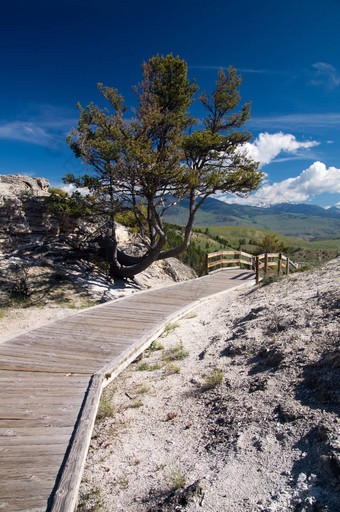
220 251 223 269
256 256 260 284
278 253 282 275
286 257 290 276
264 253 268 275
205 253 209 275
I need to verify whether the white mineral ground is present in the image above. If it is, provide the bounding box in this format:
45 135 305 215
1 259 339 512
0 255 195 340
77 259 340 512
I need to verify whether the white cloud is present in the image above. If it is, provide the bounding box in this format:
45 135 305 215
310 62 340 90
0 105 77 146
248 112 340 129
241 132 319 168
61 183 89 196
61 184 76 194
0 121 51 145
217 161 340 206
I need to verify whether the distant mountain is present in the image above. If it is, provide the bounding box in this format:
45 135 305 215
268 203 340 217
326 205 340 215
164 198 340 241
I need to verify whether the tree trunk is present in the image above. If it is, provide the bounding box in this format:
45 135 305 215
157 192 196 260
107 235 166 278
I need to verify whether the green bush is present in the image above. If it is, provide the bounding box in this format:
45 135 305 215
293 264 311 273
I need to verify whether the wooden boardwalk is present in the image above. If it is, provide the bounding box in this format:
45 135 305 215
0 268 255 512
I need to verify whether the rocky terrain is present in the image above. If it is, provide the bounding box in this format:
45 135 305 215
0 174 59 251
77 259 340 512
0 174 196 339
1 174 339 511
0 174 105 257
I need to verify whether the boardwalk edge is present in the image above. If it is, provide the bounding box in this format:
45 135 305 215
47 274 255 512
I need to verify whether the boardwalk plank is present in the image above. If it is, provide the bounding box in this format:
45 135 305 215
0 497 50 512
0 269 255 512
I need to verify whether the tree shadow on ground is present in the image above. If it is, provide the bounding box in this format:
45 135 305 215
295 350 340 417
289 426 340 512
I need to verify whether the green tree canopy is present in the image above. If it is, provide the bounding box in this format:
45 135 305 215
257 233 290 254
65 54 263 277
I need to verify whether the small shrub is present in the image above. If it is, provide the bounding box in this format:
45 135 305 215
137 362 161 371
77 487 103 512
163 322 180 336
184 312 197 319
116 475 129 490
136 362 149 371
136 384 149 394
168 466 186 490
165 363 181 375
52 269 71 283
81 298 101 308
163 340 188 361
9 266 31 303
149 363 162 371
97 390 114 420
126 398 143 409
203 367 223 390
48 187 70 198
260 274 280 286
293 264 310 273
149 340 164 351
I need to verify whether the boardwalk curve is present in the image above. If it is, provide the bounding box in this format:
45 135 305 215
0 268 255 512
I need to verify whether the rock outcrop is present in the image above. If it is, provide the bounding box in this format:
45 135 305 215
0 175 55 252
0 174 50 197
0 174 97 253
0 173 196 289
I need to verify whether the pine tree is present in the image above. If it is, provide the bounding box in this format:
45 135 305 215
65 55 263 277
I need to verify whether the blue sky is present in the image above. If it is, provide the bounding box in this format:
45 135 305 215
1 0 340 207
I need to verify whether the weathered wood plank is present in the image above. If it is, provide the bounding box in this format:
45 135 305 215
0 495 50 512
50 374 103 512
0 268 256 512
0 426 72 437
0 443 69 455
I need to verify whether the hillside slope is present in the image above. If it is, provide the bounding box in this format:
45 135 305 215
77 259 340 512
164 197 340 240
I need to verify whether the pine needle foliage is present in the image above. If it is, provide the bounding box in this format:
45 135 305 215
65 55 263 278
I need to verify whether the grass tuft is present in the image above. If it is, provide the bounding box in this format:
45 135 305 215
136 384 149 394
128 399 143 409
137 362 161 371
165 363 181 375
163 340 188 361
168 465 186 490
77 487 103 512
97 389 115 420
202 367 223 390
149 340 164 351
163 322 180 336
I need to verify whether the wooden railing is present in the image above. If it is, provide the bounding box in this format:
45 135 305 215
205 250 298 284
205 250 254 273
254 252 298 283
